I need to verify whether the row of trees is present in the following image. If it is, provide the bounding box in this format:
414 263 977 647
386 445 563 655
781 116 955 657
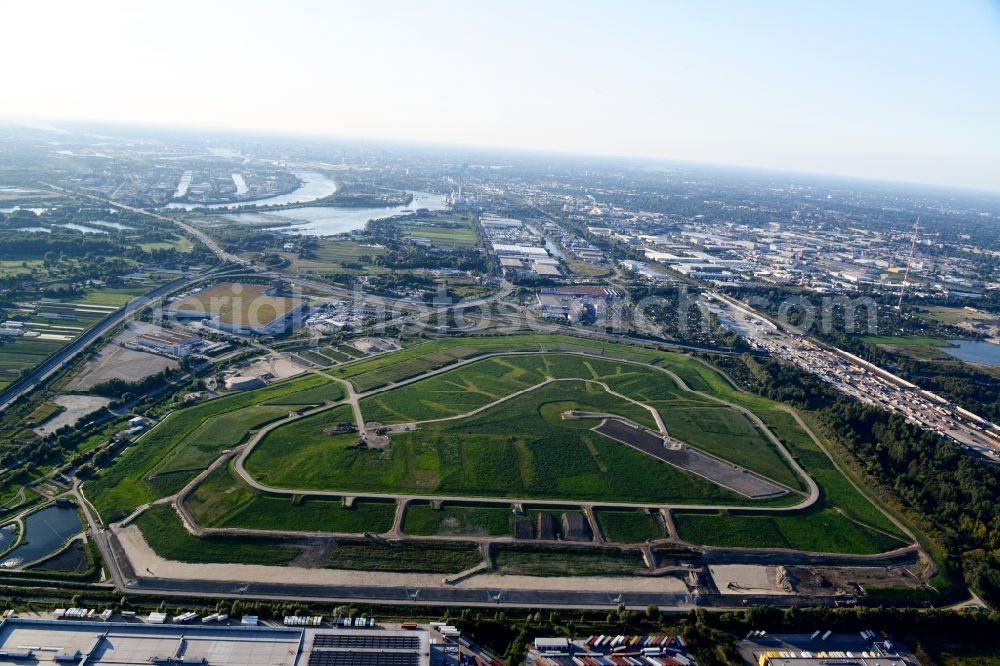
733 354 1000 606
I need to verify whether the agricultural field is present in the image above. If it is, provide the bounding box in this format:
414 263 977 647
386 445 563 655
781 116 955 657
0 286 168 390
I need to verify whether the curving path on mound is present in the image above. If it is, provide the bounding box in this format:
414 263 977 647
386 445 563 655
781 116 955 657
228 350 820 512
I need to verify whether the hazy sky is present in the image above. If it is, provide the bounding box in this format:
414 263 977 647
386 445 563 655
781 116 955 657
3 0 1000 190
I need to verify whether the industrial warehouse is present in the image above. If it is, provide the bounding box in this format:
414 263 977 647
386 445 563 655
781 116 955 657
0 617 431 666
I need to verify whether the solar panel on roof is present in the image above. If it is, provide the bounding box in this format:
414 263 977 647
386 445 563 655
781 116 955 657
311 634 420 650
307 653 419 666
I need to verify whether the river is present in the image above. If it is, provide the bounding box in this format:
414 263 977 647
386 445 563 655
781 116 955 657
524 221 567 259
940 340 1000 367
58 223 108 234
223 190 448 236
163 170 339 210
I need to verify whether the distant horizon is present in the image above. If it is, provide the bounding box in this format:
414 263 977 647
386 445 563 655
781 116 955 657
7 115 1000 201
2 1 998 193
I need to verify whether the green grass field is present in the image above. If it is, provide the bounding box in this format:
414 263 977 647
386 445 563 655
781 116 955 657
672 508 908 554
492 544 646 576
316 347 353 363
402 502 513 537
250 380 748 504
139 235 193 253
0 259 43 277
66 286 161 307
932 643 1000 666
295 349 337 367
325 541 482 573
358 354 659 426
261 381 345 406
95 332 916 558
595 508 666 543
333 334 724 395
357 352 801 490
284 238 390 276
757 410 907 538
24 401 64 427
137 505 481 573
311 239 388 262
186 463 396 534
917 305 997 325
135 505 299 565
87 373 335 523
401 222 479 249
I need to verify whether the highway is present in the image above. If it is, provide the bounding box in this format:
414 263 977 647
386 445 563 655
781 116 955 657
708 291 1000 460
43 183 245 266
0 274 201 412
0 182 250 411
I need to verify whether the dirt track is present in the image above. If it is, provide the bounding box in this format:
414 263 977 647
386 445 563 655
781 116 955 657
114 524 689 594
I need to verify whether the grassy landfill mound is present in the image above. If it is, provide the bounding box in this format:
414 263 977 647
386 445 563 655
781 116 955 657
186 462 396 534
250 379 747 504
250 352 800 503
92 334 915 565
87 373 334 523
